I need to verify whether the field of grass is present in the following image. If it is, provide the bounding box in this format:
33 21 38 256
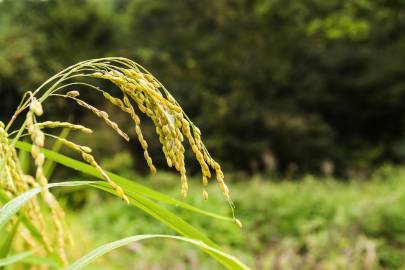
64 165 405 270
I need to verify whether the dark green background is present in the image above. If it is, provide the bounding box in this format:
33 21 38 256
1 0 405 176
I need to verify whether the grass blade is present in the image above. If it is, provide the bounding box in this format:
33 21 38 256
0 221 19 260
0 181 249 270
15 141 232 222
0 191 51 253
91 183 247 269
0 251 32 267
0 181 95 231
20 254 63 268
0 187 37 231
67 234 249 270
18 145 30 173
0 252 61 268
43 127 70 179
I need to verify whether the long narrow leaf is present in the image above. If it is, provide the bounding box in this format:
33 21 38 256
20 254 63 268
18 145 30 173
0 252 61 268
91 184 245 269
14 142 244 269
0 181 250 270
0 187 37 231
0 251 32 267
0 191 50 253
67 234 249 270
0 181 95 231
44 127 70 179
0 221 19 260
15 141 232 222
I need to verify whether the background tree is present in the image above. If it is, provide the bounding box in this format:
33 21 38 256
1 0 405 176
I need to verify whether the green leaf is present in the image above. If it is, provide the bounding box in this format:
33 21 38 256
0 191 51 253
43 127 70 179
20 253 63 268
0 190 9 204
0 252 61 268
0 198 26 232
0 181 249 270
0 181 95 231
18 145 30 173
67 234 249 270
0 221 19 260
0 251 32 267
91 184 243 269
11 142 248 269
15 141 232 222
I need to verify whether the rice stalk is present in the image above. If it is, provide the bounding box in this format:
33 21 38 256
0 57 238 267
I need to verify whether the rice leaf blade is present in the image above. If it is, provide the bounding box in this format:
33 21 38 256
0 182 248 270
44 127 70 179
0 251 32 267
67 234 249 270
15 141 232 222
0 221 19 260
0 181 94 231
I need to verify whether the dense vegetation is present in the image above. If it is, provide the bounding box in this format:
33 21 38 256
70 165 405 269
1 0 405 175
0 58 247 269
1 1 405 269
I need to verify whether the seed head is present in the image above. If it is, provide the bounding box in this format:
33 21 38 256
81 152 129 204
66 90 80 97
30 98 43 116
73 98 129 141
203 190 209 201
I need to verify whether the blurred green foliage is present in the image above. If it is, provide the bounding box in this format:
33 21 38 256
1 0 405 175
67 165 405 269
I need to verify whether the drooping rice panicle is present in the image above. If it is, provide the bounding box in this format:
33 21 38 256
44 134 129 204
0 57 239 263
46 135 92 153
81 152 129 204
1 121 54 253
71 97 130 141
26 98 68 265
123 95 156 174
87 65 230 200
94 89 157 173
0 123 17 192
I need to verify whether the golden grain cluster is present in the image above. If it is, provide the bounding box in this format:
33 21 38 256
91 67 229 200
0 57 233 266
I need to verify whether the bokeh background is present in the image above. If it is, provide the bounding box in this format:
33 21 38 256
1 0 405 269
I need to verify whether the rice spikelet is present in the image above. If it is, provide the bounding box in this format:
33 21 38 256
72 97 129 141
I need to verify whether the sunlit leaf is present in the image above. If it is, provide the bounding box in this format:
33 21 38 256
15 141 233 222
0 251 32 267
0 181 249 270
67 234 249 270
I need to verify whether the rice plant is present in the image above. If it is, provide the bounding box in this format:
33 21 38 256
0 57 247 269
